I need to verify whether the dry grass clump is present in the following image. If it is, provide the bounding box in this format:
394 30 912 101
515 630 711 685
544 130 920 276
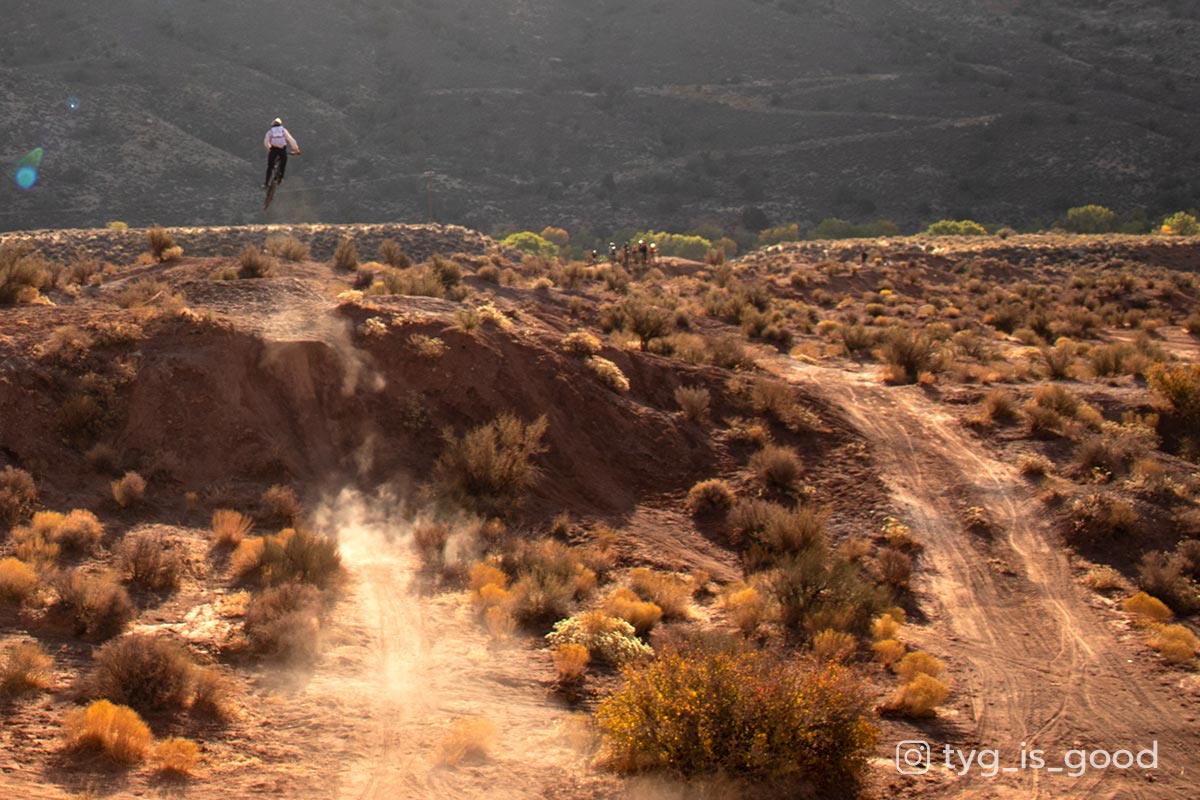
211 509 252 547
409 333 446 359
39 325 95 366
627 568 691 619
54 510 103 553
412 521 451 572
243 582 323 662
871 611 902 641
117 530 184 591
154 737 201 776
552 643 591 683
332 237 358 271
230 528 341 588
146 227 179 262
65 700 152 763
749 445 803 493
595 639 876 783
1122 591 1172 623
57 570 133 639
811 629 856 664
872 547 913 592
90 634 197 712
0 465 37 526
882 673 950 717
434 414 547 515
437 717 499 766
603 588 663 638
561 331 603 355
1137 550 1200 615
0 243 52 303
1018 453 1054 477
237 245 272 279
259 484 301 527
975 389 1021 426
503 538 596 625
1067 493 1137 545
484 606 517 641
723 585 766 636
685 479 735 515
872 638 906 668
111 471 146 508
378 238 411 268
1083 565 1130 593
0 558 39 605
587 356 630 393
1145 624 1198 665
0 641 54 694
879 328 942 384
674 386 711 424
264 234 310 261
895 651 944 682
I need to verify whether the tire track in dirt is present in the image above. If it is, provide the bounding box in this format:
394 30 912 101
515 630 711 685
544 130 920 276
765 356 1200 799
303 497 616 800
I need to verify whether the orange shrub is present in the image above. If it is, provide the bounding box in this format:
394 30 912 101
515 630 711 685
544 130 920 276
211 509 252 547
0 558 38 605
154 737 200 775
552 643 591 683
65 700 152 763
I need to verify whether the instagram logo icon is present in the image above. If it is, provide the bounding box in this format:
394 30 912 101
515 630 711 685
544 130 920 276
896 741 932 774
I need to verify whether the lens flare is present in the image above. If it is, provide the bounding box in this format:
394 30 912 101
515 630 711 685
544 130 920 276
14 166 37 189
8 148 43 190
67 96 80 111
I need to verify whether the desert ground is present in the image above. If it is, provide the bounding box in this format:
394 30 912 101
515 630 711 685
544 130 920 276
0 224 1198 799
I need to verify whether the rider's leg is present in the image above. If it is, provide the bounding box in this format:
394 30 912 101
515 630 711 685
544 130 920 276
277 149 288 182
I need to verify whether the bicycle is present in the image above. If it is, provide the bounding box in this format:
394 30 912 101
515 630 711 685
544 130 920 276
263 152 297 211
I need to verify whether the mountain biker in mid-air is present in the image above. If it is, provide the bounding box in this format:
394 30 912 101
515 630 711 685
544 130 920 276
263 117 300 189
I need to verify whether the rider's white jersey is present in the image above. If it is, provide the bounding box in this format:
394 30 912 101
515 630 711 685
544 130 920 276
264 125 299 151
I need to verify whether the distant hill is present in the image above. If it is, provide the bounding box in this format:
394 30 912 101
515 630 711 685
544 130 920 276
3 0 1200 237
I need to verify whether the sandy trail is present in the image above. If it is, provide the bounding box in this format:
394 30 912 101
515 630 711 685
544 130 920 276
304 499 610 800
765 356 1200 799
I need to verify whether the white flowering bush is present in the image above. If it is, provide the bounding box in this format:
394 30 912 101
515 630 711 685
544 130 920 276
545 611 652 664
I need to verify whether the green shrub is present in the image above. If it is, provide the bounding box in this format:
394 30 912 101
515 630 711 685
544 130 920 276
500 231 560 260
1162 211 1200 236
925 219 987 236
630 231 711 261
595 639 876 782
759 223 800 246
1062 205 1117 234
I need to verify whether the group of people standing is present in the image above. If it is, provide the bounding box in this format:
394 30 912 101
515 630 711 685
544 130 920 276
589 239 658 268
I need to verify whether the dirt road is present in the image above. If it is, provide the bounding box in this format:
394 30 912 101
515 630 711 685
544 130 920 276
766 356 1200 799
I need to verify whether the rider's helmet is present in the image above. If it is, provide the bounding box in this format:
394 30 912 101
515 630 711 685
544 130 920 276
272 117 283 126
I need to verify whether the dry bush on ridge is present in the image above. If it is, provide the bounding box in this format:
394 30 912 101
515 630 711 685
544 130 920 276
674 386 711 424
1137 552 1200 614
1067 493 1138 545
0 558 38 605
0 641 54 695
89 634 197 712
117 531 184 591
111 471 146 508
211 509 252 547
146 227 178 262
378 239 411 268
259 484 301 527
895 651 944 682
0 465 37 526
65 700 152 764
587 356 630 393
595 640 876 783
1145 623 1198 665
39 325 94 366
879 328 942 384
56 570 133 639
872 638 906 668
561 331 603 356
237 245 272 279
264 234 309 262
0 243 52 303
332 237 358 271
154 737 201 776
243 582 323 662
1084 565 1129 593
872 547 914 592
437 718 499 767
54 509 103 553
749 445 803 493
685 479 735 514
230 528 341 588
433 414 547 515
